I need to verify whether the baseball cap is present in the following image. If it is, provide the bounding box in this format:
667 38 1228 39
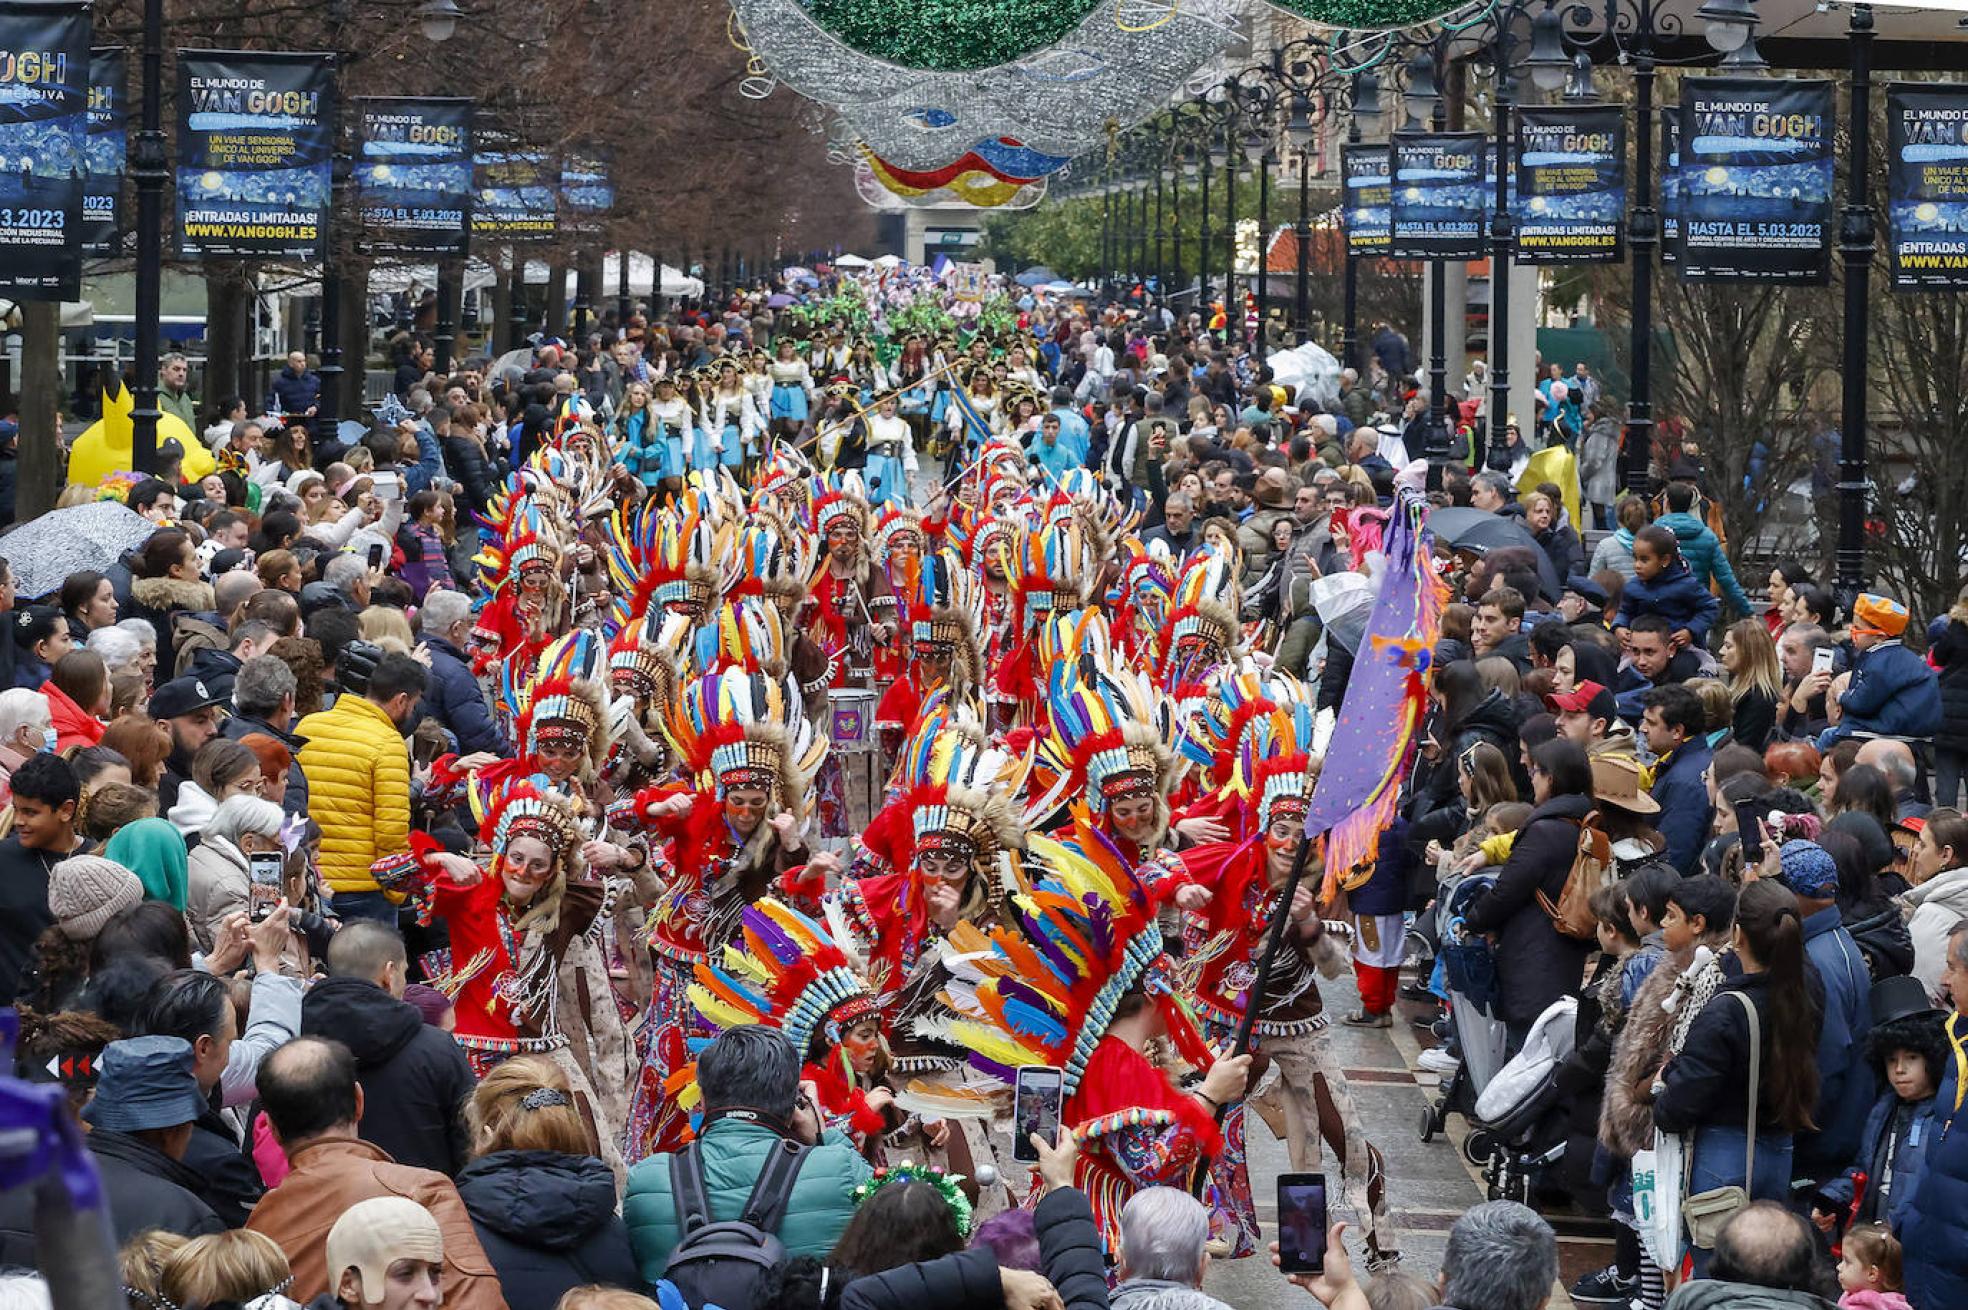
1563 573 1609 609
326 1197 444 1305
1545 679 1616 724
147 676 228 721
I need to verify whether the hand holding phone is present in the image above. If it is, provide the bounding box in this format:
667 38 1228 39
1735 798 1769 866
1811 645 1836 677
248 851 285 924
1275 1173 1328 1273
1012 1065 1064 1164
367 541 388 572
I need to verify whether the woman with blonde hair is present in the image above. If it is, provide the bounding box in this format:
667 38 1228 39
453 1055 639 1307
1719 617 1783 751
158 1230 292 1310
357 605 415 654
120 1230 189 1310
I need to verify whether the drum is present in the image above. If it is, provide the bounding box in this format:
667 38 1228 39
828 688 878 754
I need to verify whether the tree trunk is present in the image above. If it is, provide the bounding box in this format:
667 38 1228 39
545 261 569 340
204 263 252 424
17 302 62 522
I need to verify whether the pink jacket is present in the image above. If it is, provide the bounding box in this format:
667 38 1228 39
1839 1290 1912 1310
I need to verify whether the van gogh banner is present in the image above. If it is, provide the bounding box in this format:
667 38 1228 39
1679 77 1833 285
472 149 554 241
1342 143 1390 256
1389 131 1485 260
1661 109 1681 266
1887 84 1968 292
355 97 471 257
0 1 89 300
562 153 612 215
1514 105 1624 263
84 47 125 257
175 51 335 261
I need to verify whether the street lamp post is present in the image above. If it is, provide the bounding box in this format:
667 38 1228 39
1288 91 1314 346
1220 126 1236 343
1249 125 1272 362
1401 40 1453 490
1837 2 1875 601
130 0 165 473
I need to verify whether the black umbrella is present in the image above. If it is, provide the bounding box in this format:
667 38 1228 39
1439 511 1560 600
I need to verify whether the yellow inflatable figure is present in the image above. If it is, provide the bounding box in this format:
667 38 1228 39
69 376 215 489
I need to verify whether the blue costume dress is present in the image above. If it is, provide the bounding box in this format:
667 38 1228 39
769 359 812 424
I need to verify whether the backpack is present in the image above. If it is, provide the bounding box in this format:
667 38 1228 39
1538 813 1614 941
662 1135 810 1310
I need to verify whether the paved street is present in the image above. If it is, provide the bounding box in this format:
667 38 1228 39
1201 967 1609 1309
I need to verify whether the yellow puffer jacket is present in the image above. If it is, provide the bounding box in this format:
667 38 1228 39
297 694 411 896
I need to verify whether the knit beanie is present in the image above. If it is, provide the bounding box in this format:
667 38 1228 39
48 856 144 941
1775 838 1839 900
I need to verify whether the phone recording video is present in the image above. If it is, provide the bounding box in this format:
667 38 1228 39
1276 1173 1328 1274
1012 1065 1064 1163
1735 798 1770 865
248 851 285 924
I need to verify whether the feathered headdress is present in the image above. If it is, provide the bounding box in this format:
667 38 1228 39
1026 614 1178 842
731 517 816 614
662 667 825 804
1157 546 1242 697
805 472 870 541
469 775 584 902
1177 667 1314 796
1008 517 1095 636
690 898 884 1065
916 826 1212 1100
1234 700 1321 835
908 548 984 691
897 706 1030 866
509 630 613 775
1114 538 1175 666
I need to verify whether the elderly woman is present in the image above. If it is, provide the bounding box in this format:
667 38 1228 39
86 622 155 690
186 794 287 955
0 688 52 806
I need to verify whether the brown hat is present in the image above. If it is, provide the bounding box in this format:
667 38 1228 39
47 856 144 941
1590 753 1660 815
1255 467 1292 509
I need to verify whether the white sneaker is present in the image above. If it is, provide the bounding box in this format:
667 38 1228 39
1416 1048 1460 1075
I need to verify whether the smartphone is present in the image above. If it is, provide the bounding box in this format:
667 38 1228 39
1276 1173 1329 1273
412 733 442 768
1811 645 1836 677
248 851 285 923
372 469 402 501
366 541 387 572
1011 1065 1064 1163
1735 798 1768 865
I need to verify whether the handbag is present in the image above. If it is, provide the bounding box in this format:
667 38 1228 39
1680 989 1760 1249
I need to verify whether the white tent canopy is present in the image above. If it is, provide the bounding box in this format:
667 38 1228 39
520 253 704 298
368 259 501 296
834 254 872 268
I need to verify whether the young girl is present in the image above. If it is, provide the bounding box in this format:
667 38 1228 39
1838 1224 1909 1310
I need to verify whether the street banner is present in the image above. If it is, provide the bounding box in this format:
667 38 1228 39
1481 140 1516 227
0 1 90 299
1389 131 1485 260
1887 83 1968 291
1661 108 1681 266
84 47 125 257
1514 104 1624 263
175 50 335 261
1678 77 1834 284
1342 143 1390 256
562 152 613 213
472 148 555 241
354 96 471 256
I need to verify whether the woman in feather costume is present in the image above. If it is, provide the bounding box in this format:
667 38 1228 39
614 667 827 1163
408 776 635 1179
913 826 1252 1254
1171 703 1396 1267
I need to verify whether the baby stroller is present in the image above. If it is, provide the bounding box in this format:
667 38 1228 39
1465 996 1576 1204
1418 871 1509 1144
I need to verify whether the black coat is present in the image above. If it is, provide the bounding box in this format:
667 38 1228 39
300 975 476 1175
1463 793 1597 1028
455 1150 641 1305
843 1246 1003 1310
0 1130 223 1265
1034 1188 1110 1310
0 835 59 1004
1933 618 1968 744
441 432 500 514
181 1102 263 1228
418 636 506 757
1407 689 1523 839
1654 971 1822 1138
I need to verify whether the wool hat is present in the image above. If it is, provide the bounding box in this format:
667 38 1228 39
401 983 454 1027
47 856 144 941
1775 838 1839 899
1852 593 1909 639
326 1197 444 1305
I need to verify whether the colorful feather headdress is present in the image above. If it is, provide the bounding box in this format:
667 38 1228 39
908 548 984 688
473 490 559 597
508 630 612 773
730 517 816 612
662 666 825 803
1234 700 1321 834
1176 667 1313 794
805 472 870 541
1114 538 1175 664
897 704 1031 864
609 608 692 707
916 826 1211 1100
470 775 584 887
1026 614 1178 834
1008 517 1095 635
690 898 884 1066
1157 546 1241 695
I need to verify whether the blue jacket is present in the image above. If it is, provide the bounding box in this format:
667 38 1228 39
1657 511 1754 617
623 1117 872 1283
1613 557 1721 646
1794 906 1876 1184
1816 1087 1934 1230
417 635 506 757
401 425 446 498
1901 1031 1968 1310
1649 737 1714 875
269 366 320 416
1818 639 1943 749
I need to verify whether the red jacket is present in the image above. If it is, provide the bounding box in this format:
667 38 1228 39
40 679 104 753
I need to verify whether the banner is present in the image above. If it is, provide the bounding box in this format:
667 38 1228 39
561 152 613 213
354 97 471 257
1678 77 1833 285
0 1 89 299
84 47 125 257
1389 131 1485 260
175 50 335 261
1341 143 1390 256
1514 105 1624 263
472 148 555 241
1887 84 1968 291
1661 108 1681 266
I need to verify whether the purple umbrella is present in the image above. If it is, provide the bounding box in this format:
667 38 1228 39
767 293 796 308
